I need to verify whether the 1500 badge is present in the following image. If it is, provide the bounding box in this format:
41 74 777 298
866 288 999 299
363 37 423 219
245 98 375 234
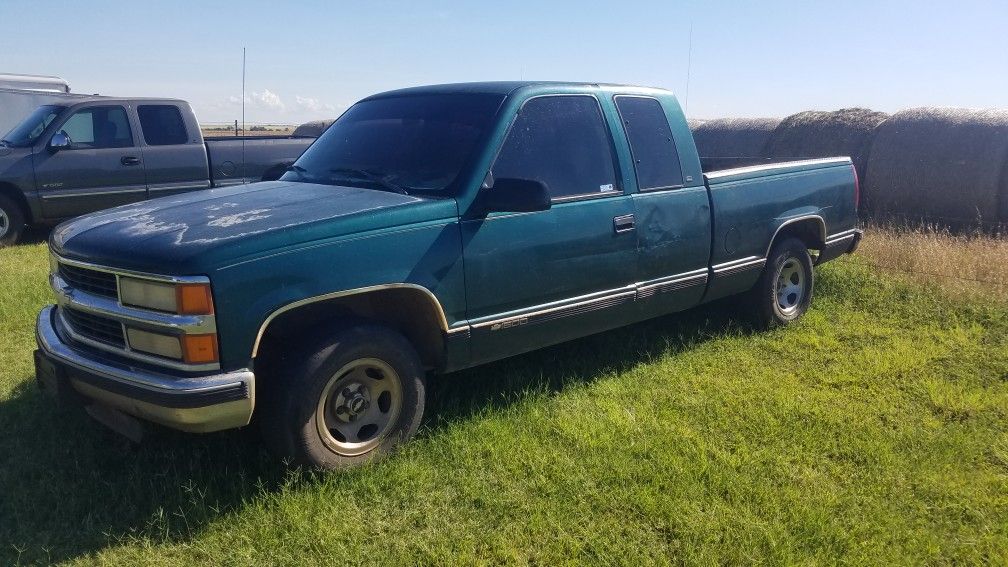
490 316 529 331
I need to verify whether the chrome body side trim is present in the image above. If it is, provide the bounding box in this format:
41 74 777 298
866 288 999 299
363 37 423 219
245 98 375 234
711 256 766 277
251 283 453 357
147 180 212 192
470 286 637 330
40 186 147 200
704 157 851 180
825 228 859 245
637 268 709 299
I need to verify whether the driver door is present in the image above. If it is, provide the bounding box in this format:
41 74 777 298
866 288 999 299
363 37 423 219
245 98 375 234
462 95 639 365
35 104 147 219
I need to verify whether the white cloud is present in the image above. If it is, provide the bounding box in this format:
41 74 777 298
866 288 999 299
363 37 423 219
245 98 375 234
248 89 285 111
295 95 336 112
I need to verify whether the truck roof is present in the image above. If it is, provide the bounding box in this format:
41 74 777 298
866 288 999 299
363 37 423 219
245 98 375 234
364 81 672 100
45 96 188 106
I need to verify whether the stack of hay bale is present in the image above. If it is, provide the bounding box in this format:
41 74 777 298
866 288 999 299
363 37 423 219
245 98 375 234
864 108 1008 226
292 119 335 138
762 108 888 184
690 117 780 171
689 106 1008 229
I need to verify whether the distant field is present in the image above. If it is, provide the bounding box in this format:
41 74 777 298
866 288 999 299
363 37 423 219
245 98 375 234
0 227 1005 564
199 124 295 138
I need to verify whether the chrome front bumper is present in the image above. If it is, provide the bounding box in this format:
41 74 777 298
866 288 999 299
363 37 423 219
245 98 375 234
35 306 254 433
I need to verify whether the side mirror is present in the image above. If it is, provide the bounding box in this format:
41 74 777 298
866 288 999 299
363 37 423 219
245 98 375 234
479 177 551 214
49 131 71 152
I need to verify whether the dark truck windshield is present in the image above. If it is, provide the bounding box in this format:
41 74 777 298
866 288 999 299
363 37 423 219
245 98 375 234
2 105 65 147
283 93 504 194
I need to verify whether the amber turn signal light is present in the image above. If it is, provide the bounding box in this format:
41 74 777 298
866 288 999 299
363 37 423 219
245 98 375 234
181 334 219 364
176 283 214 315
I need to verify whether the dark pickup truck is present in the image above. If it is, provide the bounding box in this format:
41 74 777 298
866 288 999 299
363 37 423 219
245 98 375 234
35 82 862 469
0 97 315 244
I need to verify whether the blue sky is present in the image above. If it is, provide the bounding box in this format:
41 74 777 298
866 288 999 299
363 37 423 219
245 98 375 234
3 0 1007 124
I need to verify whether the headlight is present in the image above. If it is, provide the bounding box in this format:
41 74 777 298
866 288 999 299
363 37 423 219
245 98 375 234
126 327 219 364
119 278 214 315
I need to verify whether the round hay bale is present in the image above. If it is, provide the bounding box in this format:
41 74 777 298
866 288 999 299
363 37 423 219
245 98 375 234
864 107 1008 225
292 119 334 138
692 117 780 170
762 108 888 182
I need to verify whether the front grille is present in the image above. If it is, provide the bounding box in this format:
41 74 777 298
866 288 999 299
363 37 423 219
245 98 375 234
59 263 118 299
62 307 126 348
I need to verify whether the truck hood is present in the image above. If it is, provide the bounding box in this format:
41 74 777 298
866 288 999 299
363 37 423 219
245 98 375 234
51 181 458 273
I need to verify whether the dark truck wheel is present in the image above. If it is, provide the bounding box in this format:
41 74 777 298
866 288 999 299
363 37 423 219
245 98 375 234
0 194 26 247
750 237 814 328
260 324 425 469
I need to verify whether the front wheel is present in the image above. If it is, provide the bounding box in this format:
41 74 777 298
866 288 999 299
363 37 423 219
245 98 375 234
259 324 426 469
749 237 814 329
0 194 26 247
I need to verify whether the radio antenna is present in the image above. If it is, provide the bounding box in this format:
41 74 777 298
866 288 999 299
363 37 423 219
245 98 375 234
241 47 246 183
684 24 693 114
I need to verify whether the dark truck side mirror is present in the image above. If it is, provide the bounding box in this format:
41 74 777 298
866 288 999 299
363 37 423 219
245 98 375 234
48 131 71 152
480 177 551 214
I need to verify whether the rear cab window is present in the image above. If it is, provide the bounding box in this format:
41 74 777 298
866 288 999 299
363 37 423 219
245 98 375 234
492 95 619 201
137 105 189 145
614 96 683 191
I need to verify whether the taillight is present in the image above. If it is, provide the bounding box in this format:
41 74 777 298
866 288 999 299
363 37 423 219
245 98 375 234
851 165 861 212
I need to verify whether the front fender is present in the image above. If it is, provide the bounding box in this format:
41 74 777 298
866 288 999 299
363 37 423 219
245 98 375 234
211 221 466 369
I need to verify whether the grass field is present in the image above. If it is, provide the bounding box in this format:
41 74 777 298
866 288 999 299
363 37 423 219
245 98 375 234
1 236 1006 565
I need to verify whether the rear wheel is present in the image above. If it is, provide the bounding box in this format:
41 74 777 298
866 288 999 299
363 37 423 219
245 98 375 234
259 324 425 469
0 194 26 247
749 237 814 328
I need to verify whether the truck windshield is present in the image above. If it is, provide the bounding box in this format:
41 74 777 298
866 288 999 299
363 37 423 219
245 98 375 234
283 93 505 194
1 105 66 147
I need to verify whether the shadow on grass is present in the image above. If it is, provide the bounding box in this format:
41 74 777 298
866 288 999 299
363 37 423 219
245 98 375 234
0 297 753 564
16 225 52 246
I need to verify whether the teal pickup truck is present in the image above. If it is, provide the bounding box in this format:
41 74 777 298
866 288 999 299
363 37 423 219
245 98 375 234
35 82 862 468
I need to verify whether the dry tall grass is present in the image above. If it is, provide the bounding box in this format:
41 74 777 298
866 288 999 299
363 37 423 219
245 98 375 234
850 224 1008 301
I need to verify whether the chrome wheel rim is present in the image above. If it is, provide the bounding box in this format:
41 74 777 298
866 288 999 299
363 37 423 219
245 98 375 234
0 207 8 239
776 258 805 315
316 358 403 457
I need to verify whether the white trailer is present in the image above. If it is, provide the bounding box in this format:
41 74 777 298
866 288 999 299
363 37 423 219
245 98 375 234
0 74 85 136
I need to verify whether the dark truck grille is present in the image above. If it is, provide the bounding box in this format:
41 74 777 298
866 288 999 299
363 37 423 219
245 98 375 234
59 263 118 299
62 307 126 348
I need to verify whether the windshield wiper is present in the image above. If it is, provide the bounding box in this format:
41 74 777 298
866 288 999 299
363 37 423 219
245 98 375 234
329 167 410 195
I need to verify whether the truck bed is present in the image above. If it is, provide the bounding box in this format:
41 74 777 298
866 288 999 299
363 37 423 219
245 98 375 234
702 157 859 299
204 136 314 186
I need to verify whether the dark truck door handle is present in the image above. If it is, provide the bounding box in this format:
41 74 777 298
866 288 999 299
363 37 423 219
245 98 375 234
613 214 635 234
121 156 141 166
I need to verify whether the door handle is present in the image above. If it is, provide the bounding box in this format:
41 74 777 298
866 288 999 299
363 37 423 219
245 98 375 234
613 214 636 234
121 156 141 166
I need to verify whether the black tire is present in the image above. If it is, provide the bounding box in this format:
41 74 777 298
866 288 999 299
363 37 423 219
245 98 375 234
259 324 425 469
0 193 26 247
749 237 814 329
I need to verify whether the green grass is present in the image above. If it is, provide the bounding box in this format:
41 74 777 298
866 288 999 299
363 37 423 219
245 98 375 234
1 242 1006 565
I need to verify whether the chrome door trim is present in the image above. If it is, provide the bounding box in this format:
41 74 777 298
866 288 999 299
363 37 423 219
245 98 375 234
40 186 147 199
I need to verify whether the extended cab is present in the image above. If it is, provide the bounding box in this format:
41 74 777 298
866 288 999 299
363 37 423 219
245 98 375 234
34 82 862 468
0 97 316 244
